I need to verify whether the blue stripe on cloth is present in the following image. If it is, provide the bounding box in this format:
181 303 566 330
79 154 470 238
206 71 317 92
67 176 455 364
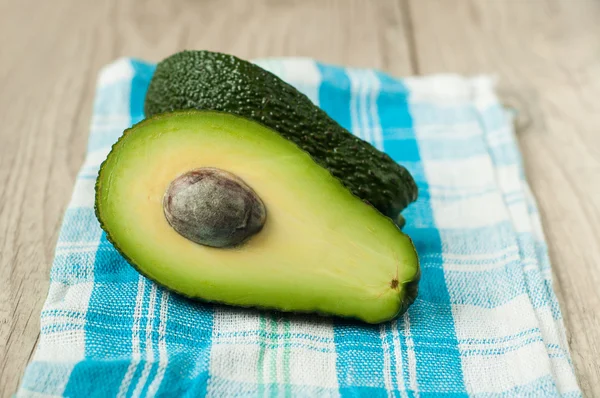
316 63 353 132
444 265 526 308
470 375 558 398
416 137 489 161
125 278 152 397
63 235 141 397
374 72 409 397
87 81 132 151
130 59 156 123
407 103 508 132
438 221 517 256
19 362 75 396
152 294 214 397
379 71 467 395
54 208 103 250
138 289 163 398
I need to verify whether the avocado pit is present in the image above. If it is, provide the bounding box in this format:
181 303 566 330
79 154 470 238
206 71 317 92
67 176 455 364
163 167 266 248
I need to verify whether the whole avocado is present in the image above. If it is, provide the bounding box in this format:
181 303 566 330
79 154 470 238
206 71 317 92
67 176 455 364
145 50 418 220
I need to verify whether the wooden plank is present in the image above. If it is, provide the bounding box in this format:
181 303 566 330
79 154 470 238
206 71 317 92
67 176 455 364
0 0 414 395
408 0 600 395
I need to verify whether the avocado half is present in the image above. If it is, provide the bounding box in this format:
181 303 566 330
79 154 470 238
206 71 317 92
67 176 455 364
95 111 420 324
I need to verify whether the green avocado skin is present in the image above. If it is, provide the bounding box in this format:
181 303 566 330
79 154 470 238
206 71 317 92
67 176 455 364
145 50 418 220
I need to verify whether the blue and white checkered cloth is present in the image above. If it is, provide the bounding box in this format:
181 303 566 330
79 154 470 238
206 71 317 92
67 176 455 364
18 57 581 397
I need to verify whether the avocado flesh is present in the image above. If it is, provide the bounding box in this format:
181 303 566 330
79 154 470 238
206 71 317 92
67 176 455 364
95 111 420 324
144 50 418 221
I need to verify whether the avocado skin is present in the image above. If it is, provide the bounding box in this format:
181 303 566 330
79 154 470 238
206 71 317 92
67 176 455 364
94 111 420 324
145 50 418 220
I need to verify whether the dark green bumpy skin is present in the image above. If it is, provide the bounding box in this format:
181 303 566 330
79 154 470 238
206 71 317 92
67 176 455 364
145 50 418 220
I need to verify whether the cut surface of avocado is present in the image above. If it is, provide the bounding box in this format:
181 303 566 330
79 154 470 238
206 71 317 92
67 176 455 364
95 110 420 324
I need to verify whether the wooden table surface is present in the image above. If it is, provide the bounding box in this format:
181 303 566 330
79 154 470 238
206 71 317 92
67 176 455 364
1 0 599 396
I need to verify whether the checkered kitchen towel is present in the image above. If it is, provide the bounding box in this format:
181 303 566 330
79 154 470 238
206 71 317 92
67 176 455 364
18 57 580 397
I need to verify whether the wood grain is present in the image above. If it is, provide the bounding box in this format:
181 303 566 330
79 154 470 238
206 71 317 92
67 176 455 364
0 0 413 395
408 0 600 395
1 0 598 396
